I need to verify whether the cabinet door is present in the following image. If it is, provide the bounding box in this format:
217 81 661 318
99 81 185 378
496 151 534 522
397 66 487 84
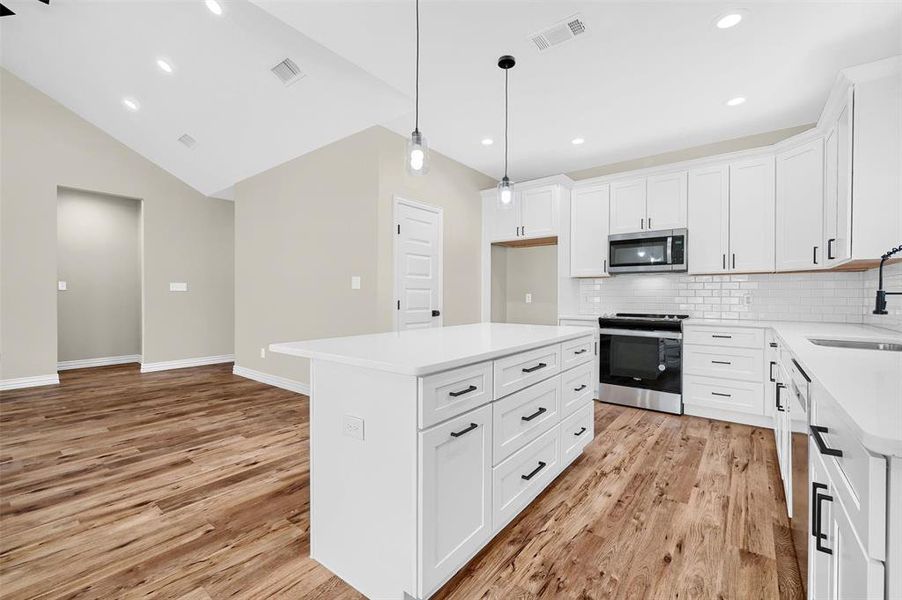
823 126 839 262
609 177 647 234
419 404 493 597
570 184 610 277
831 488 885 599
776 140 824 271
646 170 688 230
520 186 558 239
688 164 729 274
809 446 834 600
485 191 521 242
731 156 776 273
833 95 853 263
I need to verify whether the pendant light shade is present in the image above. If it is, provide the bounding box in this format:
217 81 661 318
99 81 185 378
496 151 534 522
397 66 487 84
406 0 429 175
497 55 516 208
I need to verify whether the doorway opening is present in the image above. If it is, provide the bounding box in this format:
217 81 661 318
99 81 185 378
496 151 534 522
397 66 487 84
56 187 143 370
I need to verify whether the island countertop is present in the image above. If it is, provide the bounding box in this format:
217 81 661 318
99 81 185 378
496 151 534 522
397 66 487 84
269 322 594 377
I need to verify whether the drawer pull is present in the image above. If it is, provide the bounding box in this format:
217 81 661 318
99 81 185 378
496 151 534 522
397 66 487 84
791 358 811 383
775 383 786 412
711 360 732 365
448 385 477 398
712 335 732 339
769 361 776 383
574 427 587 437
711 392 732 398
450 423 478 438
813 486 834 555
573 349 588 355
769 342 778 348
573 384 587 392
810 425 843 457
521 407 547 422
521 461 547 481
521 362 547 373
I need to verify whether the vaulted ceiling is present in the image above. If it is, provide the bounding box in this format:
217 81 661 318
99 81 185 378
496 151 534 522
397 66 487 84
2 1 900 197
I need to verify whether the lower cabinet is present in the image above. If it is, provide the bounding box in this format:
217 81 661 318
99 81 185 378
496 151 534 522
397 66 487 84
561 402 594 466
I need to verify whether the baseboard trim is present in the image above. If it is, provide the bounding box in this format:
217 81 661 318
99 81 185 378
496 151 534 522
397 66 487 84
683 404 773 429
140 354 234 373
0 374 61 391
233 365 309 395
58 354 142 371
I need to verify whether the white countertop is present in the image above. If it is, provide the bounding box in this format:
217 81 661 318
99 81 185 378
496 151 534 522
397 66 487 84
269 323 594 377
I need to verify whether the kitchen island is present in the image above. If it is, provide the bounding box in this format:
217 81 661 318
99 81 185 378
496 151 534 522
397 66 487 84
270 323 597 600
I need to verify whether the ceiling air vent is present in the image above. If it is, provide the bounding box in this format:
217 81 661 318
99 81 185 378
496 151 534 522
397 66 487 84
271 57 305 86
177 134 197 149
529 14 588 53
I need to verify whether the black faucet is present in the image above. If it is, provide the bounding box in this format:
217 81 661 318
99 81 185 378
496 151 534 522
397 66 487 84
874 244 902 314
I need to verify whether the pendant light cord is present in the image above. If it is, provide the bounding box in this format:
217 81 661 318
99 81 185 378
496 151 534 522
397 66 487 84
504 68 509 177
414 0 419 133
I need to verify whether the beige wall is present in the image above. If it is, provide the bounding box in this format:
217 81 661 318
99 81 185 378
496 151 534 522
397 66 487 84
495 245 558 326
0 69 234 380
234 126 494 384
57 188 141 361
490 245 508 322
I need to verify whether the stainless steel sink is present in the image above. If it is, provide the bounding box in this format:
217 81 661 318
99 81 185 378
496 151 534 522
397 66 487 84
808 338 902 352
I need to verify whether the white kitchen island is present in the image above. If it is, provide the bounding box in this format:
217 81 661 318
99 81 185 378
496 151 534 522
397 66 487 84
270 323 597 600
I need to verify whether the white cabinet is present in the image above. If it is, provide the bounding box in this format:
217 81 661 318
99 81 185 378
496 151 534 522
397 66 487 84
569 183 610 277
688 164 730 274
730 156 775 273
823 90 853 265
776 139 824 271
646 170 688 231
418 404 493 596
484 185 561 243
485 191 520 242
609 177 647 234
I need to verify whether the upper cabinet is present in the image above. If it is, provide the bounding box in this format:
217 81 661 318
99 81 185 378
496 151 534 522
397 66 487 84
484 183 562 243
570 183 610 277
823 92 853 265
776 138 824 271
609 172 687 235
688 164 730 274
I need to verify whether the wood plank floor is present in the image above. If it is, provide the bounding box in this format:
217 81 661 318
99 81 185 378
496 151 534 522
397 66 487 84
0 364 803 599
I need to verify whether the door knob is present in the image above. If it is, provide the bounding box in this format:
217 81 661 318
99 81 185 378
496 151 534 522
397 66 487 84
431 310 441 317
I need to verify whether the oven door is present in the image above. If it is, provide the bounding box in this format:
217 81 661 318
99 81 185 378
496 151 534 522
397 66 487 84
598 330 682 395
608 230 674 273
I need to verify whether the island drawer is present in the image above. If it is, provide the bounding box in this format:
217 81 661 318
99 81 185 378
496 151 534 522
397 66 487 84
492 376 560 465
419 361 494 429
683 325 764 349
492 425 561 534
810 386 886 560
683 375 764 415
560 362 594 418
683 345 764 382
561 336 594 370
493 344 562 399
561 402 593 467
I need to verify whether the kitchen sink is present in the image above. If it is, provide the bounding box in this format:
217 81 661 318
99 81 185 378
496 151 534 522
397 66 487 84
808 338 902 352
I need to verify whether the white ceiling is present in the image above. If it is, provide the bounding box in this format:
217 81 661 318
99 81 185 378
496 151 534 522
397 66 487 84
2 1 901 196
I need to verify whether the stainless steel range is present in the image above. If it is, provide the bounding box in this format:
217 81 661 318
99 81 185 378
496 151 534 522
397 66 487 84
597 313 687 415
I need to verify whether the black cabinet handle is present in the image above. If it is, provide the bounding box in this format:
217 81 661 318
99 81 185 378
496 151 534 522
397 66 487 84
791 358 811 383
814 491 834 555
711 392 732 398
776 383 786 412
827 238 836 260
813 245 819 265
521 407 547 422
812 482 827 535
521 362 547 373
712 335 732 339
641 218 645 230
573 384 587 392
769 342 778 348
711 360 732 365
450 422 478 438
521 461 547 481
732 253 736 269
574 349 587 355
449 385 477 398
769 361 776 383
574 427 587 436
722 254 726 270
811 425 843 457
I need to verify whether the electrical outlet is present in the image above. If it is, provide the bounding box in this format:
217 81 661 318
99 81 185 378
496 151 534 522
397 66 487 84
744 295 752 306
260 348 266 359
342 415 364 441
525 293 532 304
57 281 67 291
351 276 361 290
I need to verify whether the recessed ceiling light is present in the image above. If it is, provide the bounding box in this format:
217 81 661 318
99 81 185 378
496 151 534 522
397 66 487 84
571 137 585 145
205 0 222 16
481 138 494 146
716 13 743 29
725 96 746 107
156 59 173 74
122 97 140 112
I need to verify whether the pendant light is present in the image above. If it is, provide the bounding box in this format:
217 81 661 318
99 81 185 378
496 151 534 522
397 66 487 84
405 0 429 175
497 55 516 207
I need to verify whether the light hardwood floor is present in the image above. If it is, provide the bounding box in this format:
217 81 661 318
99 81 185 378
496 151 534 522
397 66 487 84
0 364 803 599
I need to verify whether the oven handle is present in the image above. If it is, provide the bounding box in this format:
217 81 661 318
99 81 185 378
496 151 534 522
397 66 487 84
598 328 682 340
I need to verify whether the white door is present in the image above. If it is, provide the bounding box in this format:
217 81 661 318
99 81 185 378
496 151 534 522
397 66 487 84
776 140 823 271
570 183 610 277
646 170 687 230
418 404 493 598
688 164 730 274
609 177 647 234
485 190 520 242
395 198 442 330
519 186 558 239
730 156 776 273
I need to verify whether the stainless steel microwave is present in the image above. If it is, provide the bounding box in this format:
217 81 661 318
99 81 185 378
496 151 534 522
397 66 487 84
608 228 687 273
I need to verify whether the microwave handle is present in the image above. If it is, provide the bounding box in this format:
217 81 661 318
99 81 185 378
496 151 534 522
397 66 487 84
667 236 673 265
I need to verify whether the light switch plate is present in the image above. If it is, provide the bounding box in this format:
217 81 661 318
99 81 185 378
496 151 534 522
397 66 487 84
525 293 532 304
342 415 364 441
58 281 67 291
351 276 361 290
169 282 188 292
